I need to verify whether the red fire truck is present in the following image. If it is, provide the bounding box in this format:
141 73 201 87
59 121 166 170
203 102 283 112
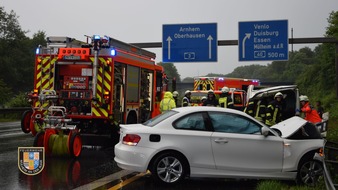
21 35 166 157
190 77 259 110
193 77 260 91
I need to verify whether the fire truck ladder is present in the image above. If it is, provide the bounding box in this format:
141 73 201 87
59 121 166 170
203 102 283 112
106 36 156 60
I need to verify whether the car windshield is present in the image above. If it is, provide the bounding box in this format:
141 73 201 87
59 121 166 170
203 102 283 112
143 110 178 127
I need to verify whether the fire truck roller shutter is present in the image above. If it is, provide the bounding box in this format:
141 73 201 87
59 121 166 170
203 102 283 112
126 109 138 124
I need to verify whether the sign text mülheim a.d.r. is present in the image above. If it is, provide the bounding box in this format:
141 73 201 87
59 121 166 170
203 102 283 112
239 20 288 61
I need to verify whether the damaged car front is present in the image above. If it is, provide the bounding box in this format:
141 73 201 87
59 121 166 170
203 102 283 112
271 116 324 186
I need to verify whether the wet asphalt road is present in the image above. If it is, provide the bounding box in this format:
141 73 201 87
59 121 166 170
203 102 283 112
0 121 121 190
0 121 269 190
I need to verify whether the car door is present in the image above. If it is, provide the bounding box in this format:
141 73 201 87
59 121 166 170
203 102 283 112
172 112 215 169
209 111 284 173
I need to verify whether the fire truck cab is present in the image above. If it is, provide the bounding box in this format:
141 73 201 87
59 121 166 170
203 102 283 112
21 35 165 157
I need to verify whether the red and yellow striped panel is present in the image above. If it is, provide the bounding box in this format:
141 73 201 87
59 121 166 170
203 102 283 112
34 56 57 109
194 80 215 91
90 57 112 118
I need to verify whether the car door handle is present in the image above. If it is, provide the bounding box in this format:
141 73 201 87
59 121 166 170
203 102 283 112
214 138 228 143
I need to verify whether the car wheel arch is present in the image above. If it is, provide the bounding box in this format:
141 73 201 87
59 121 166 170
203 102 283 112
297 149 320 169
296 149 323 186
147 150 191 179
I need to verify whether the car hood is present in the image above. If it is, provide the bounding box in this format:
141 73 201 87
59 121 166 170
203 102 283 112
271 116 307 138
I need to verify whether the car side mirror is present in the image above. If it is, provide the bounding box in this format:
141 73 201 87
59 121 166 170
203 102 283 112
261 126 270 137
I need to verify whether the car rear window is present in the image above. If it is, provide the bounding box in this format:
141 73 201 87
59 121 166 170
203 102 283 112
143 110 178 127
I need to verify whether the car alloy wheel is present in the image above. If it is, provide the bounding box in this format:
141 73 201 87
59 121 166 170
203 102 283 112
298 159 323 186
151 152 186 185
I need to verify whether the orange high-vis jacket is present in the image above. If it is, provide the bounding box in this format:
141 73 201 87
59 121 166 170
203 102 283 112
301 102 322 123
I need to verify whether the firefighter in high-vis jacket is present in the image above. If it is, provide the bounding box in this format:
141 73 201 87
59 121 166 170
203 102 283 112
160 91 176 113
244 98 267 123
218 86 234 108
265 92 283 126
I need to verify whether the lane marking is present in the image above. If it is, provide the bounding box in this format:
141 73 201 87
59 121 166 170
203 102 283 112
73 170 133 190
108 171 150 190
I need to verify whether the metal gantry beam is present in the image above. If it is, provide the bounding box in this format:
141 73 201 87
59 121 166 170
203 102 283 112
131 37 338 98
131 37 338 48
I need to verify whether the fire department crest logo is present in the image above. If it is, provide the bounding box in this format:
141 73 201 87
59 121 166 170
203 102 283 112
18 147 45 175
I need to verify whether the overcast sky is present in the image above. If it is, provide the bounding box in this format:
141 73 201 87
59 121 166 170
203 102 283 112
2 0 337 79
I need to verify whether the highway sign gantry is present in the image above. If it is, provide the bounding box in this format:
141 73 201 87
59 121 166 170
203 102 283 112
162 23 217 62
239 20 288 61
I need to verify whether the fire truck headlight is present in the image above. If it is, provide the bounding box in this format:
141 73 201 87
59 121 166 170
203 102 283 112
110 49 116 56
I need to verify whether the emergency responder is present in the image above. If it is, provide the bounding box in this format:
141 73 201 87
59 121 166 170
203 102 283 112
160 91 176 113
316 100 324 119
265 92 283 126
173 91 179 106
182 90 191 107
244 99 255 117
218 86 234 108
203 90 218 106
200 96 207 106
244 98 267 123
300 95 322 124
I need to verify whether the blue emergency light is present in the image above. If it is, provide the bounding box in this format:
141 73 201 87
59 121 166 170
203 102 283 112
111 49 116 56
93 35 100 40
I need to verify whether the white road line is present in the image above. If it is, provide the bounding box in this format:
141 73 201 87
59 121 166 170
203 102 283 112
73 170 133 190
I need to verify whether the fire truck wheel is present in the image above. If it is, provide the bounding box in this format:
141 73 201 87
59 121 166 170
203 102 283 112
33 131 45 147
44 129 57 156
68 132 82 158
21 110 32 133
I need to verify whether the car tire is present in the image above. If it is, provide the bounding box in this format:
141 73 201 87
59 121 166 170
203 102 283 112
297 159 323 186
150 152 187 185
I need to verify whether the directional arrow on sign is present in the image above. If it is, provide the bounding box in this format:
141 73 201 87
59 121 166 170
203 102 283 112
166 36 172 60
207 35 213 59
242 33 251 59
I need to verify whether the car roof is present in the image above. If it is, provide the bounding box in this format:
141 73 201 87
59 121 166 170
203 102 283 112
171 106 249 117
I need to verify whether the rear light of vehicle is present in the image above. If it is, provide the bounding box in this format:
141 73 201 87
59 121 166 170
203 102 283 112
122 134 141 146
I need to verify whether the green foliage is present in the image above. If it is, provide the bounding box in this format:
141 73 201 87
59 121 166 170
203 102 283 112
157 62 181 82
5 92 30 107
0 6 47 97
257 180 325 190
0 79 12 107
257 180 288 190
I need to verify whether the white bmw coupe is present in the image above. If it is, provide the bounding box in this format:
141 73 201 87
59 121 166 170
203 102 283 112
114 106 324 186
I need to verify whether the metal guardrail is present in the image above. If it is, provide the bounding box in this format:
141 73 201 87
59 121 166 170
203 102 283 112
323 140 338 190
0 107 31 114
0 107 31 119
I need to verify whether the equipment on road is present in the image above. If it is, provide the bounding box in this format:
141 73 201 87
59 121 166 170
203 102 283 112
22 35 166 157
